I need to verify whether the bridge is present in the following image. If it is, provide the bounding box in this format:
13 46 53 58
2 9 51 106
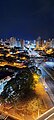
37 107 54 120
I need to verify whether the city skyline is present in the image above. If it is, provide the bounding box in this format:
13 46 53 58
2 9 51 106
0 0 54 39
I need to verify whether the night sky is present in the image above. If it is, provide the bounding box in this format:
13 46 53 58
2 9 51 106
0 0 54 40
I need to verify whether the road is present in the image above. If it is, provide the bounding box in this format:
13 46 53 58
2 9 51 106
0 113 8 119
37 107 54 120
39 62 54 104
42 62 54 79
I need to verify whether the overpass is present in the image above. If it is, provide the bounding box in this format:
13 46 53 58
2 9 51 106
37 107 54 120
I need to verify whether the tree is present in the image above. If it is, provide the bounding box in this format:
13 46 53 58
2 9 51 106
1 67 34 102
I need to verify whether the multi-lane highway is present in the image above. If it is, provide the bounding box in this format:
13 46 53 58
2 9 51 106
37 107 54 120
39 62 54 104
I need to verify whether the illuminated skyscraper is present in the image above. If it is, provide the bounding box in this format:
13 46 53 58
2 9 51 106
51 38 54 48
10 37 17 47
36 36 44 49
20 39 24 49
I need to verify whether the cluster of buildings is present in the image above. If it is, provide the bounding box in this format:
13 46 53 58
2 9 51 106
35 37 54 50
0 37 25 49
0 37 54 51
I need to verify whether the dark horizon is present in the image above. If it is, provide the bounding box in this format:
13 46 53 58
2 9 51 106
0 0 54 40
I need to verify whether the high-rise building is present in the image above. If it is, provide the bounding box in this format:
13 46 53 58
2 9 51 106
17 39 21 47
20 39 24 49
51 38 54 48
10 37 17 47
46 38 51 49
36 36 44 49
